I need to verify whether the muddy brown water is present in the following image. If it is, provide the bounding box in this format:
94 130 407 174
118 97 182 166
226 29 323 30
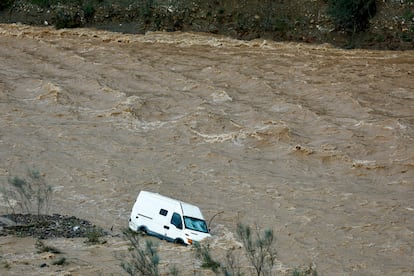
0 23 413 275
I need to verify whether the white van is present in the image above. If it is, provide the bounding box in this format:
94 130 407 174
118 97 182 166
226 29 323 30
128 191 211 245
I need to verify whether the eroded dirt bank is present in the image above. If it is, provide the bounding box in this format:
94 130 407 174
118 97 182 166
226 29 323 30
0 24 413 275
1 0 414 50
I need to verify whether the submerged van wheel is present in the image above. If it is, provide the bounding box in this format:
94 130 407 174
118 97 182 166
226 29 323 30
138 226 148 234
174 238 185 245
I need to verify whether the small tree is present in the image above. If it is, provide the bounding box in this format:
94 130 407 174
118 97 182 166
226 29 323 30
222 247 242 276
121 230 160 276
194 242 221 274
0 0 14 11
194 241 242 276
328 0 377 33
194 223 276 275
1 168 52 215
236 223 277 276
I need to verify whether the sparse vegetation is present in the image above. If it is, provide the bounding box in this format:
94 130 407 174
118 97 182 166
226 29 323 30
194 242 221 274
1 260 11 269
82 2 96 22
35 239 61 254
328 0 377 33
292 264 318 276
1 168 52 216
195 223 278 275
194 242 242 276
84 227 106 245
0 255 10 269
52 257 66 266
120 229 161 276
222 247 243 276
169 265 180 276
121 223 315 275
54 9 82 29
30 0 82 7
236 223 277 276
29 0 52 7
0 0 14 11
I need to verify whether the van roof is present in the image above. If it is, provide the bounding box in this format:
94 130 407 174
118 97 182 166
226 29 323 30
181 202 204 219
139 191 205 219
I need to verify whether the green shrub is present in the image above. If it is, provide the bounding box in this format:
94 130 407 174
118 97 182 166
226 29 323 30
30 0 83 8
375 34 385 43
52 257 66 266
292 264 318 276
54 10 82 29
328 0 376 33
194 242 242 276
84 227 106 245
0 0 14 11
194 223 277 275
29 0 52 8
2 260 11 269
121 230 160 276
139 0 155 17
194 242 221 274
402 8 414 22
236 223 277 276
401 32 413 42
121 224 315 275
82 2 96 22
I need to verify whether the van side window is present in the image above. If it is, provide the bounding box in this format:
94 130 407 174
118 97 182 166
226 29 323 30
159 209 168 216
171 213 183 229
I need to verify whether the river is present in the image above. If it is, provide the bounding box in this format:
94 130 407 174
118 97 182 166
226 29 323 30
0 23 413 275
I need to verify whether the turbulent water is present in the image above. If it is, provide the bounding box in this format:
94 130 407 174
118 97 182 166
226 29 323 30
0 23 413 275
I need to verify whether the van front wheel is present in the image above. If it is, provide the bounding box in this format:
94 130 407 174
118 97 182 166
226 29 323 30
174 239 185 245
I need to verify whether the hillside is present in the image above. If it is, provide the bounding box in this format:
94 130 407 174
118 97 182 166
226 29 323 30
1 0 413 49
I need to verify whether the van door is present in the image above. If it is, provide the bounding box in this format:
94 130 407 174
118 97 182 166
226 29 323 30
157 208 171 237
154 203 176 238
165 212 185 243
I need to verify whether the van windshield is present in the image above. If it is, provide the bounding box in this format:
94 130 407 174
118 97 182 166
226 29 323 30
183 217 209 233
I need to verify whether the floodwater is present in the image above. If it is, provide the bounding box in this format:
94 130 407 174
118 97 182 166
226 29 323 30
0 23 413 275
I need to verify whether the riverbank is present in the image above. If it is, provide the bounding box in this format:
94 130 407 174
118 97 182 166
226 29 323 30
1 0 413 50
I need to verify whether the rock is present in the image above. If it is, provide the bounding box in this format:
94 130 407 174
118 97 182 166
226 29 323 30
0 216 17 227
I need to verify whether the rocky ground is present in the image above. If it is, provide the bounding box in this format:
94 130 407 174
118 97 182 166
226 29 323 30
0 0 413 49
0 214 107 240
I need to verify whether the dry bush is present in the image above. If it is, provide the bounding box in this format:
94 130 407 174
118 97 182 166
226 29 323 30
1 168 52 216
